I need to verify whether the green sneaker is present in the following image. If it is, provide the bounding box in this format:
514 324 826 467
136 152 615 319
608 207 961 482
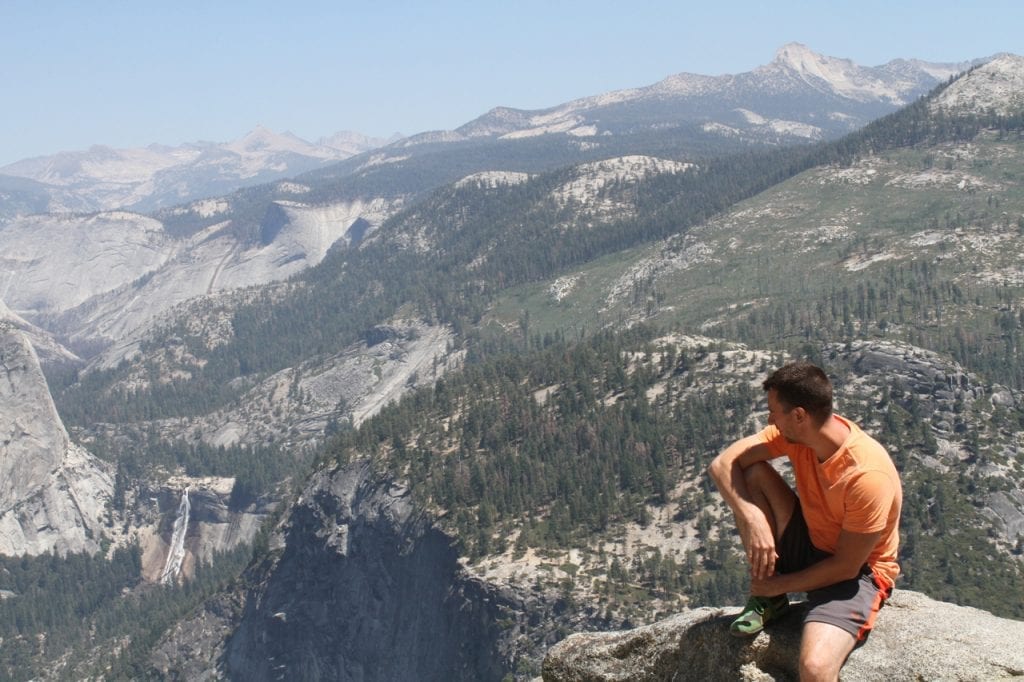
729 595 790 637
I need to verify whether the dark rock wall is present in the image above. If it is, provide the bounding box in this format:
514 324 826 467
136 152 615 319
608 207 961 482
222 463 514 681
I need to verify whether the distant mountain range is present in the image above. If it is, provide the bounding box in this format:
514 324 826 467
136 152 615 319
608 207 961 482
440 42 980 142
0 127 399 215
0 44 984 222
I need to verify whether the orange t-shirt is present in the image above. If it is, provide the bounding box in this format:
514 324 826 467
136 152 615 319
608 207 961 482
758 415 902 587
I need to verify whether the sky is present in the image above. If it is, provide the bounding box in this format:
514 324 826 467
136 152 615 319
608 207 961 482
2 0 1022 166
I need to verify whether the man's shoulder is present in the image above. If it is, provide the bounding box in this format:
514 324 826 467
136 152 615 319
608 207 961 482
839 420 901 487
847 423 891 459
835 416 885 453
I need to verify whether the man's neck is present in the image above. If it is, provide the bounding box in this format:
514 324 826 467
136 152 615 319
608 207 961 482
806 414 850 463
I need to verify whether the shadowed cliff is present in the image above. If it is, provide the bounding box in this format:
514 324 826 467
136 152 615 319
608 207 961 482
222 462 513 681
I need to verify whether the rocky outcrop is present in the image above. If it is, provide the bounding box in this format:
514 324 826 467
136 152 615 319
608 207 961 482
839 339 1024 549
0 323 112 556
931 54 1024 117
542 590 1024 681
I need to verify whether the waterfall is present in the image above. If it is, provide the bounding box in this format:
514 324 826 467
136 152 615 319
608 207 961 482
160 488 191 584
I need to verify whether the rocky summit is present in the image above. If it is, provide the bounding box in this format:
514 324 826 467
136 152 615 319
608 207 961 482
542 590 1024 681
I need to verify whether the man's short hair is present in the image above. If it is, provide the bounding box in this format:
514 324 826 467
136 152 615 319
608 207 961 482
762 361 833 424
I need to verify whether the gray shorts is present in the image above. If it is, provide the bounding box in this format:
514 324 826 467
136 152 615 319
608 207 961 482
776 503 891 641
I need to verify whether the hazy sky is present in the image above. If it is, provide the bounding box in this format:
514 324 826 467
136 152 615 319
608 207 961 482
2 0 1021 166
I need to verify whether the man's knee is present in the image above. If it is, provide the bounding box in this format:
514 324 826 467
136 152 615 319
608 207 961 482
800 623 855 682
742 460 779 491
799 649 842 682
743 461 797 547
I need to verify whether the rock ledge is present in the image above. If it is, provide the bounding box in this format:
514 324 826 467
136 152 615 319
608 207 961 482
542 590 1024 681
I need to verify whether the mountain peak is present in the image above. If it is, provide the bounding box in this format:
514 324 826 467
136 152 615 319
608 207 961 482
229 125 304 153
771 42 862 83
225 125 380 160
317 130 403 155
767 42 916 104
773 42 835 70
931 53 1024 116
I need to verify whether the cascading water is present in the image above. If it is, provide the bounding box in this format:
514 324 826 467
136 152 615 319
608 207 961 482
160 488 191 584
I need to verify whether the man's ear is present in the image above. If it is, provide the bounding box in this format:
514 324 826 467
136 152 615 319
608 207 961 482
791 406 808 424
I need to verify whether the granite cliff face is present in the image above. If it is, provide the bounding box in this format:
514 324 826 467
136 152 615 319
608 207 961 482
0 323 113 556
0 298 80 366
543 590 1024 681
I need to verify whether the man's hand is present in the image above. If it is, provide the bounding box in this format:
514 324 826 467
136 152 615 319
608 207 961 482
738 514 778 580
750 529 886 597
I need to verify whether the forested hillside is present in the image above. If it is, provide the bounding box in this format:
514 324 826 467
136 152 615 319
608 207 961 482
328 328 1024 621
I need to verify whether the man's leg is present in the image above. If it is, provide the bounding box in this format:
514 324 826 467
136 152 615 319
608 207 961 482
729 462 802 637
742 461 797 545
799 621 856 682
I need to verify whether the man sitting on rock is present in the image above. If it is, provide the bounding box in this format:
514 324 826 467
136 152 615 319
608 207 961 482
709 361 902 682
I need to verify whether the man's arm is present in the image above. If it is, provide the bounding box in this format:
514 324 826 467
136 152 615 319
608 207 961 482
750 528 882 596
708 434 778 579
753 469 895 594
